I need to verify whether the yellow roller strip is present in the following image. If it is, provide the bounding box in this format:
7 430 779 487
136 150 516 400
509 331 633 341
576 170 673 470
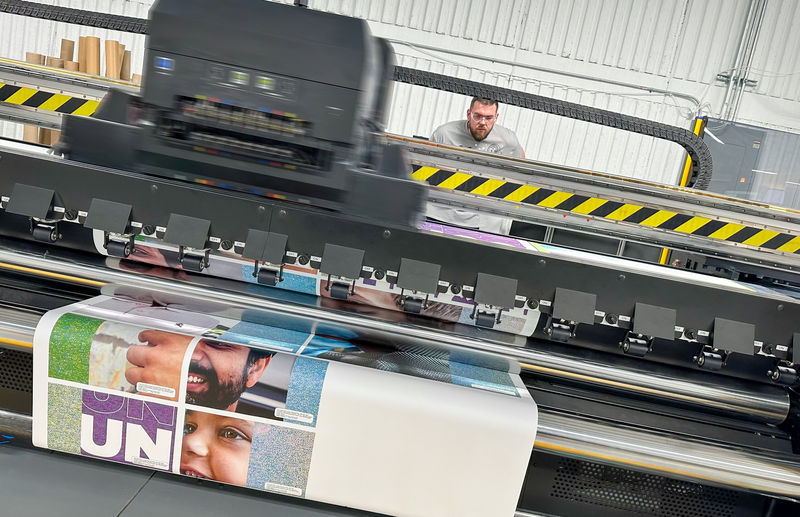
0 337 33 350
4 87 37 105
470 178 505 196
742 230 780 247
709 223 746 240
606 204 642 221
504 185 538 203
538 191 573 208
411 166 439 181
658 247 670 264
37 93 72 111
571 197 606 215
673 216 711 234
777 236 800 253
437 172 472 190
72 100 100 117
0 262 106 287
640 211 676 227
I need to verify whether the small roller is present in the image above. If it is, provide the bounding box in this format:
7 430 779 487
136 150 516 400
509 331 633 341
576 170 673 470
32 225 57 243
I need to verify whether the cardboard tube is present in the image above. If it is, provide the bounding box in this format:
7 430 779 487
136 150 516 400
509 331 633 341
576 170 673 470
25 52 45 65
60 39 74 62
45 56 64 68
85 36 100 75
22 125 40 143
64 61 79 71
39 128 61 146
121 50 131 81
78 36 87 72
104 40 120 79
38 128 52 145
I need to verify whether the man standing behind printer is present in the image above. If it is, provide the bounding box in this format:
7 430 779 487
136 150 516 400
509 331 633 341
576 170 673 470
427 97 525 235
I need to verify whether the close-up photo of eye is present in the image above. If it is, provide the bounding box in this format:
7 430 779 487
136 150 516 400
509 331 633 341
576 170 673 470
219 426 250 441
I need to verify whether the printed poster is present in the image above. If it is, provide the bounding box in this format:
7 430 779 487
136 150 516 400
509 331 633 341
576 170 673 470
92 227 541 337
33 295 538 517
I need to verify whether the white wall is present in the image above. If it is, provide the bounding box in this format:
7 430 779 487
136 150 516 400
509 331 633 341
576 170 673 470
1 0 798 185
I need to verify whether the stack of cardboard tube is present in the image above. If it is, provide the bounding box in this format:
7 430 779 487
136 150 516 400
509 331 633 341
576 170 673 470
22 37 141 144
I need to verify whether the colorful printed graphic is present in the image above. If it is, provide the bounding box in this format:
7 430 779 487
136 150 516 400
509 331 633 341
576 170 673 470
33 294 538 517
96 235 540 337
80 389 177 470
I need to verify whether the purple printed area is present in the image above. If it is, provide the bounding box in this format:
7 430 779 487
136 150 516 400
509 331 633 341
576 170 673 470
420 222 528 249
80 390 176 470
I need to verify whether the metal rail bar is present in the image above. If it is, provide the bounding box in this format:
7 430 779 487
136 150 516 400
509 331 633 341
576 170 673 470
0 244 789 425
393 136 800 224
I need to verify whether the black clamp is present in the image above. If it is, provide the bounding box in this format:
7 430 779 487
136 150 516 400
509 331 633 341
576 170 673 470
694 318 756 370
319 244 364 301
468 273 519 328
5 184 62 243
712 317 756 355
163 214 212 273
243 230 288 286
84 199 135 258
545 288 597 343
621 303 678 357
396 258 440 315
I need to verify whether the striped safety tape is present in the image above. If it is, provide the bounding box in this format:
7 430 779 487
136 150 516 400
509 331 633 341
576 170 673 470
0 82 99 117
412 165 800 254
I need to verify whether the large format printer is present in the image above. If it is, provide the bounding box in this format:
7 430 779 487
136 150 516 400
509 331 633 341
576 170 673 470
0 0 799 516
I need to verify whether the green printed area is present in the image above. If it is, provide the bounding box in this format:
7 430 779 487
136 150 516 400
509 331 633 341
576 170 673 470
48 313 104 383
47 383 82 453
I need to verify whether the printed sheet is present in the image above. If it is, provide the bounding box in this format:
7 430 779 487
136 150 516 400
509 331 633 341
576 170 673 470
33 295 538 517
92 224 541 337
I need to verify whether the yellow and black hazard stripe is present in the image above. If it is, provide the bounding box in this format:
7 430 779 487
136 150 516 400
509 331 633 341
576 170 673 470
0 82 99 117
412 165 800 254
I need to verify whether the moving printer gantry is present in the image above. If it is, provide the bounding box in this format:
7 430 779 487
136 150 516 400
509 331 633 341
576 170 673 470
0 0 800 515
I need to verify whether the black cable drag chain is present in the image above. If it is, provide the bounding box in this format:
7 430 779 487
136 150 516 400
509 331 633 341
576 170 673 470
394 66 712 189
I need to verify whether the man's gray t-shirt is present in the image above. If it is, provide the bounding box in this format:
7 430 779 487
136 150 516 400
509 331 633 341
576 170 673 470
426 120 523 234
430 120 523 158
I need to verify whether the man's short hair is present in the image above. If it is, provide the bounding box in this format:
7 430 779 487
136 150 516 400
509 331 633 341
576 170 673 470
470 97 499 110
247 347 273 367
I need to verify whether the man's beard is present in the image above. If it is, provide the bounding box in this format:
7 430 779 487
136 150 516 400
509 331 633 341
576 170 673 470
468 123 492 141
185 360 248 409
